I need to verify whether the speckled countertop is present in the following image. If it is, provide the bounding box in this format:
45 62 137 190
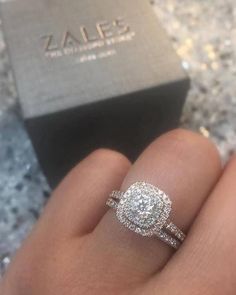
0 0 236 273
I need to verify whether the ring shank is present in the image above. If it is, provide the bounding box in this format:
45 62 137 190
165 220 186 242
154 230 180 249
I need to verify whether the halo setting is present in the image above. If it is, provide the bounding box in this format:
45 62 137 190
116 182 172 236
106 181 186 249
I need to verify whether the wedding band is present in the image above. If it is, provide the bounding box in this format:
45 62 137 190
106 182 186 249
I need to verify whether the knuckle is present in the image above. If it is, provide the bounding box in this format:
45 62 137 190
90 148 131 169
161 128 221 165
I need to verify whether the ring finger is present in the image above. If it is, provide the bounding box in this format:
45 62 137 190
92 129 222 284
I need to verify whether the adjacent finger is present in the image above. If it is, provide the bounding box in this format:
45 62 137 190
38 149 131 237
161 154 236 294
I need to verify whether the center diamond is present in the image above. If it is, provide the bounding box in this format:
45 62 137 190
124 193 162 229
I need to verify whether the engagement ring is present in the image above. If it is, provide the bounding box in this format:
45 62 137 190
106 182 186 249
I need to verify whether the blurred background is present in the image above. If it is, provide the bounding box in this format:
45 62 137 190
0 0 235 268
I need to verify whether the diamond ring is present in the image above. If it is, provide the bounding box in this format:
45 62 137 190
106 182 186 249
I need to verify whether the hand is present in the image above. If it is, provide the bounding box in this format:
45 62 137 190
1 129 236 295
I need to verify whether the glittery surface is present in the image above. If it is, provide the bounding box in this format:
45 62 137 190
153 0 236 160
0 0 236 267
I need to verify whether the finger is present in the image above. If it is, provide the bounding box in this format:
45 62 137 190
37 149 131 237
92 129 221 283
161 154 236 294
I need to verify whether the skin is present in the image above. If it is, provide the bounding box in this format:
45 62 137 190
1 128 236 295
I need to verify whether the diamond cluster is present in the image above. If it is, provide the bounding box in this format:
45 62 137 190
116 182 172 237
124 191 162 229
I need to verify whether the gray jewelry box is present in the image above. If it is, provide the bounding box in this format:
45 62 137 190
0 0 189 188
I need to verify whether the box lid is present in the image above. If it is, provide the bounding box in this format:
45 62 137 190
0 0 187 118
